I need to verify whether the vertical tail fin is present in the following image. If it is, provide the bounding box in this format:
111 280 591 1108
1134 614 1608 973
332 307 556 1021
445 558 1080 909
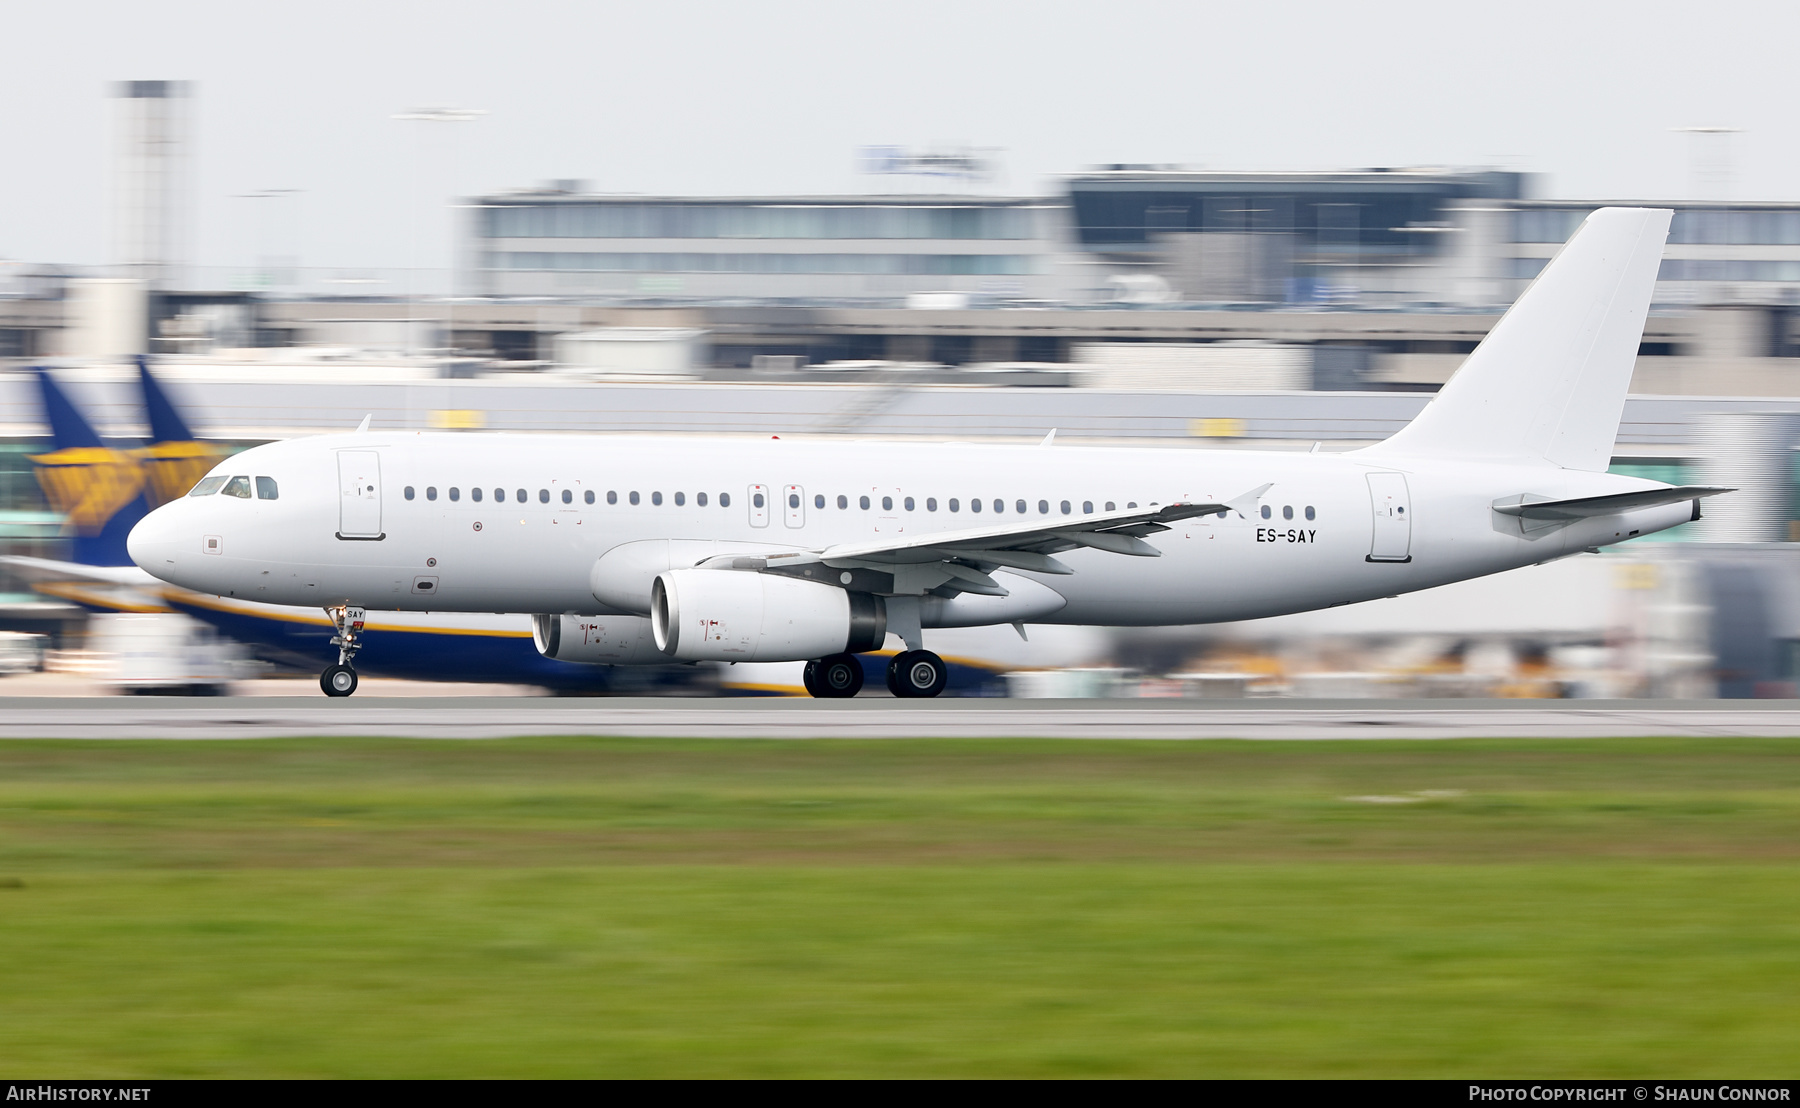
29 369 150 567
135 359 222 507
1364 207 1671 471
138 356 197 445
35 367 107 450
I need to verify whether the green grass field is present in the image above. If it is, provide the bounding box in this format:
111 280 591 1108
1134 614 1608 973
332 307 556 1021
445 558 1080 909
1 735 1798 1077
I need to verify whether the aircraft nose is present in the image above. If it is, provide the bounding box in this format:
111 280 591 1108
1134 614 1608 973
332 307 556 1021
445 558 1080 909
127 505 180 579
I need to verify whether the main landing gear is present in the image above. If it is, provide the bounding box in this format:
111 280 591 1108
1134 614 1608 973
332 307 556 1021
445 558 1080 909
886 650 947 699
320 605 366 698
803 653 863 698
801 650 946 698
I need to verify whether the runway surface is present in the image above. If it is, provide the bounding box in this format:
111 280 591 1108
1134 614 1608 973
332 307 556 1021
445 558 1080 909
6 697 1800 739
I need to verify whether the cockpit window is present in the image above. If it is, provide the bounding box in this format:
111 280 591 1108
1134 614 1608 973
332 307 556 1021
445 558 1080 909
255 477 278 500
189 476 228 497
221 476 253 499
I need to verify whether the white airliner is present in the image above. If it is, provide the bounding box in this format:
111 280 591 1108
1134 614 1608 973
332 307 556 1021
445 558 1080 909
127 208 1727 698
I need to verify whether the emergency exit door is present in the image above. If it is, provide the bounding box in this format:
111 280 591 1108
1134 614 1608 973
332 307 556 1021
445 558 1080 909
337 450 384 539
1365 472 1411 563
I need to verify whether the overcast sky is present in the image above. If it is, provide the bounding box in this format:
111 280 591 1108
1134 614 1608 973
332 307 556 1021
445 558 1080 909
2 0 1794 274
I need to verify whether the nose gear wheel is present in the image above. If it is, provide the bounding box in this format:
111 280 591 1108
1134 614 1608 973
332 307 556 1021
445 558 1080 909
320 663 358 697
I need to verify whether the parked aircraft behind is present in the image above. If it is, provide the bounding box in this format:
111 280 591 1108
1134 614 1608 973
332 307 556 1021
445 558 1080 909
128 209 1729 698
6 362 709 693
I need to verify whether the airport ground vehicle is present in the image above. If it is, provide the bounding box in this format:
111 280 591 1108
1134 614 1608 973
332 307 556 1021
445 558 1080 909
86 612 242 695
0 631 47 675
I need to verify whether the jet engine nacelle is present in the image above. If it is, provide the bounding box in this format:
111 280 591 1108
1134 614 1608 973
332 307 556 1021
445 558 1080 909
531 613 667 665
651 569 886 662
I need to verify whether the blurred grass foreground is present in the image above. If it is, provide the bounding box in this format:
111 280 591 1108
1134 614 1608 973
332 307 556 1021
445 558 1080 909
1 736 1798 1077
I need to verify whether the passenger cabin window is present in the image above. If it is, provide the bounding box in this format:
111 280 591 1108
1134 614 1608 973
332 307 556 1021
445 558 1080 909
1083 501 1093 513
1261 505 1272 519
994 499 1004 513
190 475 227 497
859 495 870 510
472 487 483 502
720 492 731 507
222 476 252 499
881 496 893 511
539 489 550 503
1105 501 1115 511
1060 500 1071 515
837 495 848 509
629 491 640 505
449 487 460 502
1282 505 1293 520
404 486 415 501
927 498 938 511
675 492 686 506
607 491 617 504
751 492 763 508
495 488 506 503
516 488 526 503
1038 500 1049 514
904 497 914 511
1305 505 1315 520
814 494 825 509
255 477 278 500
696 492 707 507
563 489 573 504
949 498 960 512
788 493 799 509
426 487 438 501
1015 500 1026 514
585 490 595 504
971 499 982 513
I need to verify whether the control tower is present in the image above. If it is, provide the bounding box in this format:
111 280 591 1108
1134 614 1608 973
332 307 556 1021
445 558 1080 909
112 80 191 288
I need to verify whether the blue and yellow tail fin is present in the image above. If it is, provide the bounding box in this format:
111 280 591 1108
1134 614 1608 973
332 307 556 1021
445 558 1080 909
28 369 149 567
135 358 222 508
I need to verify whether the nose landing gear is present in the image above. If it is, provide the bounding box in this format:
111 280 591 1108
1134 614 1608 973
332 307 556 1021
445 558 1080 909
321 605 366 698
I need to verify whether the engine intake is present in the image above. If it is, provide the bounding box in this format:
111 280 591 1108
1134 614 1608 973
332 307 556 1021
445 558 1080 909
651 569 886 661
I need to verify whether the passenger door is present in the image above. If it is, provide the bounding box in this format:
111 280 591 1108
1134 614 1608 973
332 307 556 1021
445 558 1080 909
1365 472 1411 563
337 450 383 539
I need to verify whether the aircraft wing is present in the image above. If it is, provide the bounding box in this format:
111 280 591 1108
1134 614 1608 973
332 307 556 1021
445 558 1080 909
0 555 161 587
1492 485 1731 521
710 485 1270 597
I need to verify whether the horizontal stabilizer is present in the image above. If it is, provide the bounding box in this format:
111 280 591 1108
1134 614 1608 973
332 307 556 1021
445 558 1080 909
1492 485 1731 521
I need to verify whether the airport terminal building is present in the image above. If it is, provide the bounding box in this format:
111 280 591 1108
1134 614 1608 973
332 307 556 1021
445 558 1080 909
468 189 1076 303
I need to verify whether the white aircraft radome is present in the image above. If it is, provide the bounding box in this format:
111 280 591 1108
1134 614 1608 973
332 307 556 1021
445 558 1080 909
127 208 1728 698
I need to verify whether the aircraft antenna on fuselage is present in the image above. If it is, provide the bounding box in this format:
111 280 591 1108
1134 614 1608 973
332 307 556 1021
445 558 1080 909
356 414 372 432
